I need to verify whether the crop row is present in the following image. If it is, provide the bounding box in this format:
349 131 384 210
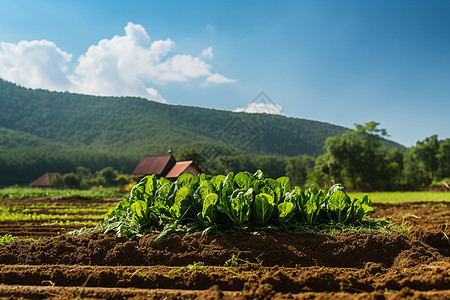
98 170 373 239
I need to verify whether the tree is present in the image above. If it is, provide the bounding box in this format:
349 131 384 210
388 148 404 174
285 155 315 187
177 148 205 171
116 174 131 191
310 153 341 188
414 135 440 180
62 173 80 189
98 167 118 186
325 121 395 191
253 155 287 179
403 149 432 189
386 148 404 188
437 138 450 179
75 166 91 180
50 173 64 188
210 154 257 175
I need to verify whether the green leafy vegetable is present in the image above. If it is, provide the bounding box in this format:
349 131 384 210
278 201 295 223
326 190 351 223
199 193 218 226
96 170 375 240
254 193 275 225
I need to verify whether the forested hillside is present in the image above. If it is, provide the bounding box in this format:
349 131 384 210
0 127 136 184
0 79 404 185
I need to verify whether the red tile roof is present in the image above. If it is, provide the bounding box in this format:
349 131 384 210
132 155 176 176
30 172 57 187
165 161 201 179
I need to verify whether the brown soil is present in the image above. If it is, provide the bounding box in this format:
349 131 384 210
0 200 448 299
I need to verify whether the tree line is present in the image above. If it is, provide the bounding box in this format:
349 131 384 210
50 166 131 189
178 122 450 191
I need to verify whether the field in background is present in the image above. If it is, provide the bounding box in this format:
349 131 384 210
0 187 127 200
0 196 117 238
350 191 450 203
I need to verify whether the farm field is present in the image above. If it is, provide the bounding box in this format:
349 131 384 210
0 187 126 200
0 194 448 299
0 197 117 238
350 191 450 203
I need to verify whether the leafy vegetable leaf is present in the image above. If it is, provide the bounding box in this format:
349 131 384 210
278 201 295 223
235 172 253 190
350 194 374 223
254 193 275 225
254 170 265 180
230 191 251 225
199 181 217 201
201 193 219 225
276 176 292 196
327 183 345 197
131 200 151 227
327 190 351 223
177 173 195 187
169 187 192 219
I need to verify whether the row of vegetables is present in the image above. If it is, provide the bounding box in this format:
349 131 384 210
99 170 374 238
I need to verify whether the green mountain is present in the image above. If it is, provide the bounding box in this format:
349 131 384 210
0 126 137 184
0 79 404 184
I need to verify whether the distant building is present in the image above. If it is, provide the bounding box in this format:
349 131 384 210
30 172 57 187
165 161 202 181
133 155 201 181
133 155 176 178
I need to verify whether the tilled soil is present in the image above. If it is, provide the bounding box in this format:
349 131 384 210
0 200 448 299
0 197 116 238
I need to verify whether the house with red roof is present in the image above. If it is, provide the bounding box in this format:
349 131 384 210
132 155 201 181
30 172 57 187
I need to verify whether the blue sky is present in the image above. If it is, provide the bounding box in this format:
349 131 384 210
0 0 449 147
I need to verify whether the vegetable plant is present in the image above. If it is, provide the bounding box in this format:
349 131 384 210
96 170 374 239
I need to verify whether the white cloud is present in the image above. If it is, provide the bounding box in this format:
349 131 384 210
70 22 175 102
201 73 237 86
0 40 73 91
156 54 212 80
234 102 286 116
0 22 236 103
200 46 213 60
